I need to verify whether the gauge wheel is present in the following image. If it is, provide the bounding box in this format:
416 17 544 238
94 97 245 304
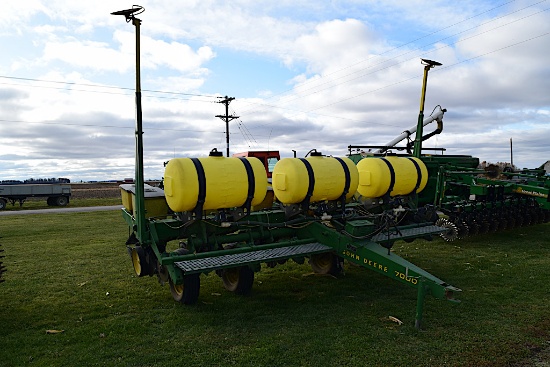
222 266 254 295
130 246 149 277
309 253 341 275
169 274 200 305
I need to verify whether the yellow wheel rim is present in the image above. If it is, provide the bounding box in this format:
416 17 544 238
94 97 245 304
222 268 240 291
131 249 142 276
310 253 334 274
173 283 184 296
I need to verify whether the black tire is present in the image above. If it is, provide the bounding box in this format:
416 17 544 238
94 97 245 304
0 199 6 210
222 266 254 295
169 274 200 305
55 196 69 207
309 253 342 275
130 246 153 277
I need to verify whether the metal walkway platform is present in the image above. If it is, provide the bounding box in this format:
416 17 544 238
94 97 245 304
371 225 444 243
175 242 332 273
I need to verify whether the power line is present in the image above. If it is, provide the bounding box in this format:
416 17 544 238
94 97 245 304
0 119 225 134
230 108 259 149
0 75 220 99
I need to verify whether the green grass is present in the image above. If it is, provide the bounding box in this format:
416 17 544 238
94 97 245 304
0 211 549 366
1 197 121 211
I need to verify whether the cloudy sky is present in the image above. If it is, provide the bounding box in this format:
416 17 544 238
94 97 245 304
1 0 549 181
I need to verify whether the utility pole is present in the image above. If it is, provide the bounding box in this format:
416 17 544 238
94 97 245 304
215 96 239 157
510 137 513 168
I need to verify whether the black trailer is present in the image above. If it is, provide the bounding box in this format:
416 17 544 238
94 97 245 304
0 184 71 209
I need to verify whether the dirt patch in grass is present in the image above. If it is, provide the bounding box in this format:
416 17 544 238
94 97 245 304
70 183 120 199
70 182 160 200
512 319 550 366
512 344 550 367
71 187 120 199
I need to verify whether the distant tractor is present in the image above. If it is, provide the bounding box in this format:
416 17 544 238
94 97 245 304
232 151 280 179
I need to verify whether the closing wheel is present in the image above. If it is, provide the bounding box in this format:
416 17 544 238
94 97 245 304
222 266 254 295
169 274 200 305
455 220 469 239
436 218 458 242
309 253 341 275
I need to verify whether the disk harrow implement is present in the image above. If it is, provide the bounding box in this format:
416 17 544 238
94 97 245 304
430 166 550 241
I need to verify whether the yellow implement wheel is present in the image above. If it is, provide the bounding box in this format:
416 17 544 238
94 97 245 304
309 253 341 275
169 274 200 305
131 246 147 277
221 267 254 295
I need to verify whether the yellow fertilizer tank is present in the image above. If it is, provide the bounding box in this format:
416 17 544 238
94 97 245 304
163 153 268 212
272 154 358 204
356 156 427 198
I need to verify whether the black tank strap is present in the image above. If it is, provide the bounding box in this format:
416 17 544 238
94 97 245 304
334 157 351 211
190 158 206 218
407 157 422 193
238 157 255 214
299 158 315 210
380 158 396 197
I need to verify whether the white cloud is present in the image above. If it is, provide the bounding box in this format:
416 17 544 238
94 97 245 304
293 19 378 73
1 1 550 180
42 40 128 72
141 38 215 73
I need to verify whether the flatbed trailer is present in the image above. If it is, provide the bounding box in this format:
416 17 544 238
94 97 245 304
0 184 71 209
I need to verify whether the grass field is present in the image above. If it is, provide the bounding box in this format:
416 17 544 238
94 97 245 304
1 206 549 366
1 197 121 211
